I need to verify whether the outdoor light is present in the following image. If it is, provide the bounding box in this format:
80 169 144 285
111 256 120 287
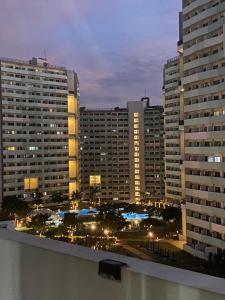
91 224 96 231
134 220 139 226
104 229 109 236
148 231 154 238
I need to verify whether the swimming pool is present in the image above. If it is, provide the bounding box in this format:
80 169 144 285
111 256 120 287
57 208 98 219
56 209 148 222
121 212 149 221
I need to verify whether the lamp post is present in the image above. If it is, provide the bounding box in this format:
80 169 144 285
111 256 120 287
148 231 154 250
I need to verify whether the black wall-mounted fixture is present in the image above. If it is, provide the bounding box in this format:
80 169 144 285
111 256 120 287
98 259 128 281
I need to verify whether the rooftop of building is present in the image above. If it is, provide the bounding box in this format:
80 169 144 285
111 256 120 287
80 98 163 113
0 56 67 71
0 229 224 300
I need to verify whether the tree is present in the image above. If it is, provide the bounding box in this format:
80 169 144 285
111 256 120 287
63 212 79 229
2 196 30 219
63 212 80 242
32 189 43 208
161 207 181 222
28 213 50 235
51 191 64 203
99 211 127 233
90 187 101 206
70 192 82 209
140 192 151 206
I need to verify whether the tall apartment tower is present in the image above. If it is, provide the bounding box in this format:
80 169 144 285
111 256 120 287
164 0 225 258
163 57 183 205
0 57 79 204
182 0 225 258
80 98 164 203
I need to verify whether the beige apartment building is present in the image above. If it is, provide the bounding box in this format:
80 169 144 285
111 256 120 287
80 98 164 203
0 57 79 204
165 0 225 258
164 56 183 206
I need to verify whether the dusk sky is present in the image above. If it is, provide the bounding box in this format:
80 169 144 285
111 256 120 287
1 0 181 107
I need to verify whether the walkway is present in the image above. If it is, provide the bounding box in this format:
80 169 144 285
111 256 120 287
121 244 151 260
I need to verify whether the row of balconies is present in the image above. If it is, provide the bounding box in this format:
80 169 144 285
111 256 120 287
183 1 225 30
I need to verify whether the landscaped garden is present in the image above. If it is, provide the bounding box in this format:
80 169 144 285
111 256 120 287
1 191 225 278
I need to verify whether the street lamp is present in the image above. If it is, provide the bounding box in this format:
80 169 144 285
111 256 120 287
104 229 109 236
91 224 96 231
148 231 154 249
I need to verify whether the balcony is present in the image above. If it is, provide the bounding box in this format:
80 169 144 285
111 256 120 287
0 229 225 300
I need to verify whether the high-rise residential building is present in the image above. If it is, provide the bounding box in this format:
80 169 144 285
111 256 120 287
80 98 164 203
0 57 79 204
163 57 183 205
164 0 225 258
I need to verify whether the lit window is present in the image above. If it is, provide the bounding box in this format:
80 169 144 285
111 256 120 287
134 141 139 146
134 118 139 123
134 152 139 157
68 116 76 135
24 177 38 190
134 129 139 134
135 158 139 163
134 113 139 117
134 135 139 140
208 156 222 163
134 124 139 129
89 175 101 186
135 181 140 186
135 175 140 180
69 161 77 178
135 164 139 168
28 146 38 151
135 169 140 174
135 186 140 191
6 146 16 151
69 182 77 195
68 95 77 114
135 192 140 196
69 139 76 157
134 147 139 152
214 111 220 116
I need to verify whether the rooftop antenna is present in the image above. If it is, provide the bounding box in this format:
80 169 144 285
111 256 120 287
144 88 147 97
44 49 47 61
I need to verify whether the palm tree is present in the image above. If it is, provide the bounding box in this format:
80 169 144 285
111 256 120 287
90 187 101 207
32 189 43 209
140 192 151 206
70 191 82 209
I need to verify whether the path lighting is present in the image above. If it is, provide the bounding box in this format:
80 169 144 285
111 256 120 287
134 219 140 227
104 229 109 236
91 224 96 231
148 231 154 249
148 231 154 239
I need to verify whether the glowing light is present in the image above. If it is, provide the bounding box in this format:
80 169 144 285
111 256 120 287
148 231 154 238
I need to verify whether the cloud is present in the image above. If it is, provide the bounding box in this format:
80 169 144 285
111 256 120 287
0 0 180 107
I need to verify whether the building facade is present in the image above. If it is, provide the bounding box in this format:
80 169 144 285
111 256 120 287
0 57 79 203
80 98 164 203
164 57 183 205
182 0 225 258
165 0 225 258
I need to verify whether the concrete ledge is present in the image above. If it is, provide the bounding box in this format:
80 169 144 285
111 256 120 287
0 229 225 300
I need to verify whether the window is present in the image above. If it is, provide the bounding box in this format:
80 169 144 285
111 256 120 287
24 177 38 190
208 156 221 163
6 146 16 151
89 175 101 186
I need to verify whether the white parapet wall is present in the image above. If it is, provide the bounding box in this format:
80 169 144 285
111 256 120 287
0 229 225 300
